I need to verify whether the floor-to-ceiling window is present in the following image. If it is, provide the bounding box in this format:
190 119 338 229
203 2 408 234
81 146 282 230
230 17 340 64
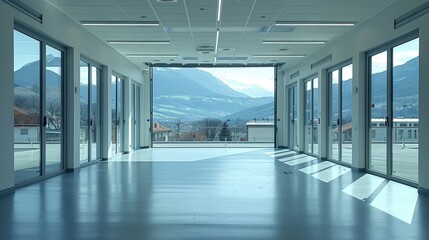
131 83 141 150
80 61 101 163
368 35 419 183
111 75 123 155
328 63 353 164
304 77 319 156
14 28 65 183
288 85 298 151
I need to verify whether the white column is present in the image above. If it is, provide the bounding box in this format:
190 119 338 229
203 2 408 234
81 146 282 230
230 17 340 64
0 12 15 193
419 27 429 192
101 65 112 159
65 47 81 170
353 53 367 170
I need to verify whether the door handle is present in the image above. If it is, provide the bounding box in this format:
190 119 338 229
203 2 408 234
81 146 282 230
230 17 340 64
43 116 47 127
337 118 340 126
385 116 389 127
90 119 93 126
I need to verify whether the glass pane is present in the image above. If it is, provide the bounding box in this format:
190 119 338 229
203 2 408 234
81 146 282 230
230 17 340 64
14 30 41 181
135 86 141 149
45 45 63 173
305 81 312 153
369 51 388 174
329 71 339 161
80 61 89 163
90 66 100 160
392 38 419 182
111 75 117 155
293 86 298 150
341 64 353 164
131 84 136 149
288 87 294 150
117 78 123 153
312 78 319 156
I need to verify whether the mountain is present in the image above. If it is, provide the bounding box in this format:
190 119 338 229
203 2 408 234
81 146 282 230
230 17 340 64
370 57 419 118
153 67 273 121
224 102 275 121
154 68 249 98
219 78 273 97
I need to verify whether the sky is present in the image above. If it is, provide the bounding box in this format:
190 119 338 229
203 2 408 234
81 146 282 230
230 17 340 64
198 67 275 93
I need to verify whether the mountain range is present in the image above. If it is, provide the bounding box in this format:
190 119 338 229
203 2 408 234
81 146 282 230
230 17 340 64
153 67 274 121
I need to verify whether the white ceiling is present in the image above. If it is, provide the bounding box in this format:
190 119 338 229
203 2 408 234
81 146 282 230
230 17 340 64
44 0 399 68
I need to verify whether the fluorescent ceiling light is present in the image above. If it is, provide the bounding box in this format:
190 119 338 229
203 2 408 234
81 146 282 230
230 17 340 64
253 55 306 58
126 54 177 58
263 41 326 45
275 21 355 27
215 30 220 55
217 0 223 22
81 21 159 26
108 41 170 45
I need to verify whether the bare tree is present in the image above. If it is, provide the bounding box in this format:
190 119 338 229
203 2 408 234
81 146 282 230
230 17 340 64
196 118 222 141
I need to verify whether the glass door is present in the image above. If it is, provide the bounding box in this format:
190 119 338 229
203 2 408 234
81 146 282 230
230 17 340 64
328 63 353 164
304 77 319 156
368 36 419 183
288 85 298 151
80 62 100 163
14 29 64 183
45 45 63 173
111 75 123 155
90 66 100 161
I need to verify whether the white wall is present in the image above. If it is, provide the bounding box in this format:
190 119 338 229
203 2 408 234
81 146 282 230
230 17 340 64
278 0 429 191
0 0 148 193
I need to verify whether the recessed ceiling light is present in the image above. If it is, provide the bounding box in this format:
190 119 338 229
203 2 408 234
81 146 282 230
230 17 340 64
200 7 205 11
126 54 178 58
81 21 160 26
260 16 266 19
279 48 289 51
275 21 355 27
217 0 223 22
108 41 170 45
263 41 326 45
140 16 147 19
253 55 306 58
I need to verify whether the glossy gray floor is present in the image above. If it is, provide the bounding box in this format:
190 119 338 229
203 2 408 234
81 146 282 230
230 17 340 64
0 148 428 240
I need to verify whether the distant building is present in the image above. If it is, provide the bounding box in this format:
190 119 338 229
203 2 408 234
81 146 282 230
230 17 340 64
14 107 61 143
246 120 274 142
14 108 40 143
370 118 418 143
153 122 172 141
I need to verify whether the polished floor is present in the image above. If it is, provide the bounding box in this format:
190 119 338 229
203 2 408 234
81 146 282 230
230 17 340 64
0 148 428 240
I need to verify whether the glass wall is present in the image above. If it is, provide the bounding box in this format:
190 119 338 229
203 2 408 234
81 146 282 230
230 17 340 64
80 61 101 163
111 75 123 155
288 85 298 151
14 29 64 183
304 77 319 156
368 37 419 183
328 63 353 164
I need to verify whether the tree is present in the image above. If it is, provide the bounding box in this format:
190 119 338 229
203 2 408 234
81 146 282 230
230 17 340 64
196 118 222 141
219 122 232 141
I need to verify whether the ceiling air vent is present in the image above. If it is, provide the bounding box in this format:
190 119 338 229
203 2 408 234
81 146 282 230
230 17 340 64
394 1 429 29
290 71 300 79
182 57 198 61
157 0 178 2
2 0 42 23
311 54 332 69
196 46 215 53
217 57 248 61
